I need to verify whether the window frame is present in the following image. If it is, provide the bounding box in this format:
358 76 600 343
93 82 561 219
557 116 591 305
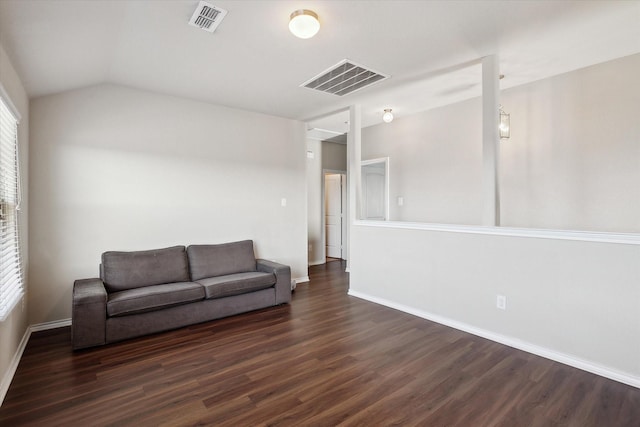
0 85 24 322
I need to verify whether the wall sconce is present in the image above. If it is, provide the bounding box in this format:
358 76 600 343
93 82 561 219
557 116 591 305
382 108 394 123
499 105 510 139
289 10 320 39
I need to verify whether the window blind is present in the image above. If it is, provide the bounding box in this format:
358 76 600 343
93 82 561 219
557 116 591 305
0 95 23 321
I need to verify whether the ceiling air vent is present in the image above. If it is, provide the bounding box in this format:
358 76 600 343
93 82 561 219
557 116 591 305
188 1 228 33
301 59 389 96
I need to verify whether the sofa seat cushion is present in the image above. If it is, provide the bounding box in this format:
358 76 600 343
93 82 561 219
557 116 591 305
197 272 275 300
107 282 205 317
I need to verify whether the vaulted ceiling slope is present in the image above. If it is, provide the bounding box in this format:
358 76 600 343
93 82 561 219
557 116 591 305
1 0 639 128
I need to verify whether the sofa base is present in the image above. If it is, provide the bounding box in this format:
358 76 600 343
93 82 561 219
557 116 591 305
105 288 276 344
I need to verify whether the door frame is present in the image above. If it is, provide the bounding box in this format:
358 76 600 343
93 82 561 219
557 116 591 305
321 169 348 262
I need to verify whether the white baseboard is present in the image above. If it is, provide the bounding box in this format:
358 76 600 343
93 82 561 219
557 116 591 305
1 318 72 406
30 318 71 332
0 326 30 406
308 260 325 266
294 276 310 283
348 289 640 389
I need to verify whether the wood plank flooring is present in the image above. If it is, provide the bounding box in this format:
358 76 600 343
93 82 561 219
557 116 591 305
1 260 639 426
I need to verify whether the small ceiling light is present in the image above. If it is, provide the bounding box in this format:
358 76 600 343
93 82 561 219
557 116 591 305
499 105 510 139
289 10 320 39
382 109 394 123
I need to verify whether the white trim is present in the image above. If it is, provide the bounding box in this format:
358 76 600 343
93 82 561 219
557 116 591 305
308 260 325 266
354 220 640 245
1 318 72 406
0 83 21 122
322 169 348 262
0 325 30 406
348 289 640 389
294 276 310 284
309 127 343 136
30 318 72 332
303 106 350 125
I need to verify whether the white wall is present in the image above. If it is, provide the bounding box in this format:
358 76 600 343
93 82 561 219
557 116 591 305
363 99 483 225
500 53 640 232
322 141 347 172
351 54 640 386
307 140 348 265
350 224 640 384
0 44 29 400
29 84 307 324
362 54 640 232
306 139 323 265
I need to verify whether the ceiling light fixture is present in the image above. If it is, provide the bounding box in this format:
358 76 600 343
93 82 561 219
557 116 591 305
382 109 394 123
499 105 510 139
289 10 320 39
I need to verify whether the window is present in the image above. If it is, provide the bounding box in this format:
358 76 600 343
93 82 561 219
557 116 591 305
0 93 23 321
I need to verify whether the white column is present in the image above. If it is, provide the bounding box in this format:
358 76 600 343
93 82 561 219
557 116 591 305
482 55 500 226
346 104 362 271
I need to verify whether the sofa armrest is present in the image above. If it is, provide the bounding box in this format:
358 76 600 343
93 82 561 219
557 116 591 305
256 259 291 305
72 278 108 350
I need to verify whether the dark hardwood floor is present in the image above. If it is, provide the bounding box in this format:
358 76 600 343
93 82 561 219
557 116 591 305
1 261 639 426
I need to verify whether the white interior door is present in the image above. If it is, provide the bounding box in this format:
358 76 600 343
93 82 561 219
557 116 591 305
362 165 386 220
325 174 342 259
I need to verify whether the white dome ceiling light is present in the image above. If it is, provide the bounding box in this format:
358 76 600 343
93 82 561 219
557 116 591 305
382 109 394 123
289 9 320 39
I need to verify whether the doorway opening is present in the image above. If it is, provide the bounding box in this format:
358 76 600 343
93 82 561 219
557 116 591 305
324 171 347 262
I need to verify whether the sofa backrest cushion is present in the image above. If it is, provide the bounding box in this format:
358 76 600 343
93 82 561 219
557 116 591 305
102 246 190 292
188 240 256 281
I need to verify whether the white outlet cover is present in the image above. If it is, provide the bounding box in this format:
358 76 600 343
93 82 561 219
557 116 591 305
281 198 287 207
497 295 507 310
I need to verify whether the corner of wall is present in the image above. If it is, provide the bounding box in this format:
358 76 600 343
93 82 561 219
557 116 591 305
0 41 30 408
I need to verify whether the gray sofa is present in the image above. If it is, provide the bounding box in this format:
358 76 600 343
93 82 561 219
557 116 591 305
72 240 291 350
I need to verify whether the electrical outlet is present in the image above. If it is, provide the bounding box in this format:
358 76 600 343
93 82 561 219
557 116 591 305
496 295 507 310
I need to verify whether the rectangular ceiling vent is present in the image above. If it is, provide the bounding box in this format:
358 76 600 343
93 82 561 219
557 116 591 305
188 1 228 33
301 60 389 96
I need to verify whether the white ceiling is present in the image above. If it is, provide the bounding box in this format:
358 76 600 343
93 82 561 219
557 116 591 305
1 0 639 132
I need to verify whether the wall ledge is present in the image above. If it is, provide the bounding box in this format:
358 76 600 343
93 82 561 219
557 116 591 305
348 289 640 389
355 220 640 245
